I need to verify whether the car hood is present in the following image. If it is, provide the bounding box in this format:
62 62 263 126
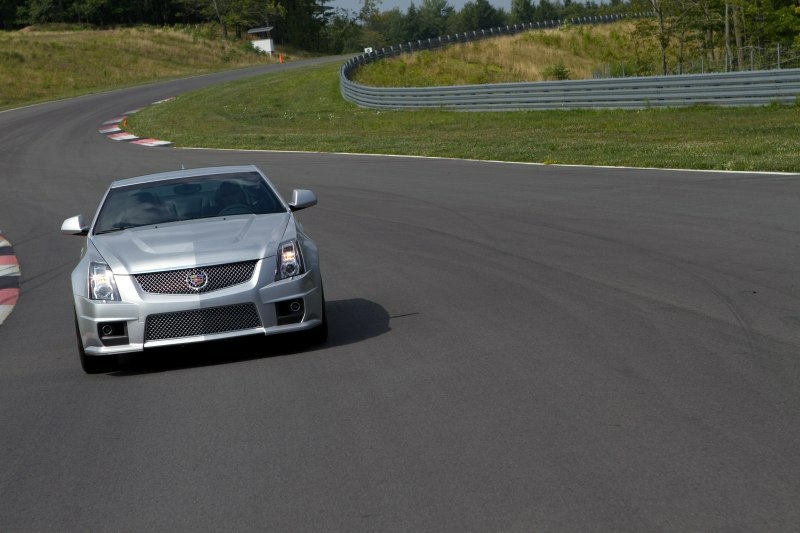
91 214 290 274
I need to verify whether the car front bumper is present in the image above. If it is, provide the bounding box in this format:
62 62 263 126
74 260 323 356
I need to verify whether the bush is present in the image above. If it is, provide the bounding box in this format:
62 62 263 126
542 62 570 80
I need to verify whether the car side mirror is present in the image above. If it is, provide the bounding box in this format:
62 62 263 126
288 189 317 211
61 215 89 236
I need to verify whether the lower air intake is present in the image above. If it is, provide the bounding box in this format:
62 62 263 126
145 303 262 341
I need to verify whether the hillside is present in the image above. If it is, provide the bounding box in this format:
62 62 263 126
0 25 286 109
352 22 660 87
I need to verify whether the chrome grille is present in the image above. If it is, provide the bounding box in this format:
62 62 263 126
145 303 262 341
135 261 257 295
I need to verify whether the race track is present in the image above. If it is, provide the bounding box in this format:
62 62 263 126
1 58 799 531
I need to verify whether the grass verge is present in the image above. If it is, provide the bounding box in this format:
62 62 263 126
128 62 800 172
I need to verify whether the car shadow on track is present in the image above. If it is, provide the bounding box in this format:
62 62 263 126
110 298 390 375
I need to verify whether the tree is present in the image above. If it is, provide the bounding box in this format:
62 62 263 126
17 0 70 24
649 0 670 73
399 2 420 40
454 0 503 32
534 0 560 22
358 0 380 21
510 0 535 24
763 0 800 46
207 0 230 37
366 7 408 45
631 0 697 74
0 0 23 27
275 0 330 51
206 0 272 38
417 0 453 38
324 7 362 52
70 0 113 25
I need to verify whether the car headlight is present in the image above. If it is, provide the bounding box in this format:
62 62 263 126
275 240 305 281
89 262 120 301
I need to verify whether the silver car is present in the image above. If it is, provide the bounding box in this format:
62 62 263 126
61 165 326 373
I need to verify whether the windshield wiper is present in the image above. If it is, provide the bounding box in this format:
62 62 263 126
94 225 134 235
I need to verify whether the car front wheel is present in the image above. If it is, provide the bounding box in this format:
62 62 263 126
308 289 328 345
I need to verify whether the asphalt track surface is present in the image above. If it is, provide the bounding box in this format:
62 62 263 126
1 57 799 531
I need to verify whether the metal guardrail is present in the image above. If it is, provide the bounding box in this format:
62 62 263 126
340 15 800 110
341 69 800 110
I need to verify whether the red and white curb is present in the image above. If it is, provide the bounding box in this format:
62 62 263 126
97 98 174 147
0 234 20 326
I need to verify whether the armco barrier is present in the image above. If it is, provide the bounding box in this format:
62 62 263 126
341 69 800 110
340 15 800 111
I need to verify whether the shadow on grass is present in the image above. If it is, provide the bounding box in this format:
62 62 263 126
110 297 390 375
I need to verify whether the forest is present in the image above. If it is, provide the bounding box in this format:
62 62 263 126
1 0 798 71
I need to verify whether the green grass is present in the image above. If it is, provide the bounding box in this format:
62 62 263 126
128 62 800 172
0 25 292 110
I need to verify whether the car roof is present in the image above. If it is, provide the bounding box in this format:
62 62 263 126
110 165 263 188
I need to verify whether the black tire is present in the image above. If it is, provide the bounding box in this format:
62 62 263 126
75 316 117 374
308 289 328 345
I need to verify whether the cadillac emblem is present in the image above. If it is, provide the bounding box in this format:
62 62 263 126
186 270 209 291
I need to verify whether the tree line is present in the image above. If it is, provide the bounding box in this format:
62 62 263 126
641 0 800 74
1 0 798 72
0 0 328 48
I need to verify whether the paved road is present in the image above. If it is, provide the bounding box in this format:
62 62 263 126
1 59 799 531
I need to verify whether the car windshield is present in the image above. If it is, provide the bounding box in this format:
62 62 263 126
93 172 285 234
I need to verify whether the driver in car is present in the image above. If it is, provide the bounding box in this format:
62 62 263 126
214 181 249 214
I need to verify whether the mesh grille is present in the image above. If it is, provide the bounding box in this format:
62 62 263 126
135 261 257 294
145 303 262 341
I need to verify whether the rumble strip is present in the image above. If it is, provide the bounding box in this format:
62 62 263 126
0 234 20 326
97 98 174 147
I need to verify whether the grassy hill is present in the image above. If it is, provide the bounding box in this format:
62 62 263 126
352 22 650 87
0 25 291 109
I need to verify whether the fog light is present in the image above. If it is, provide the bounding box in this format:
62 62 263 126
276 299 305 325
97 321 128 346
